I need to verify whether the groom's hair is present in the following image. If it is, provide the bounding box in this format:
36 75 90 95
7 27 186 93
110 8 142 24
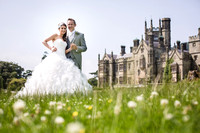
68 18 76 25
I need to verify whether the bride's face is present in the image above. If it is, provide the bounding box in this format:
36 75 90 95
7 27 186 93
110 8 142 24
59 25 67 35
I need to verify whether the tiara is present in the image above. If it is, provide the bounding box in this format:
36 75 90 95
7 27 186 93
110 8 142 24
58 22 66 28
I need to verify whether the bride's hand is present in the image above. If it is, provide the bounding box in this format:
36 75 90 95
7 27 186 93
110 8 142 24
51 46 57 52
65 47 72 54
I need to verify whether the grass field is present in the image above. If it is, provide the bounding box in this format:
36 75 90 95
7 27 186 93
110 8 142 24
0 80 200 133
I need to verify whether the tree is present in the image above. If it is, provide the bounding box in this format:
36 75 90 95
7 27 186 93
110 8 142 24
23 70 32 79
88 70 98 87
7 78 26 91
163 59 173 83
0 61 24 89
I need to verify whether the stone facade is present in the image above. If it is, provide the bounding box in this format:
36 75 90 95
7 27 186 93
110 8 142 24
98 18 200 87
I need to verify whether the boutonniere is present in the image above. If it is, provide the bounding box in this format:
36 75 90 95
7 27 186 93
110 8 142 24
75 32 80 35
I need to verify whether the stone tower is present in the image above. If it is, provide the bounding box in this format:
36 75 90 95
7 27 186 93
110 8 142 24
162 18 171 49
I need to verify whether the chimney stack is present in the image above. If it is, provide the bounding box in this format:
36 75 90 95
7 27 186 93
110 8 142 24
133 39 140 47
130 47 133 53
176 40 181 49
120 45 126 56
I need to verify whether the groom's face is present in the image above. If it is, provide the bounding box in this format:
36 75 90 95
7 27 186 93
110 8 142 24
67 20 76 32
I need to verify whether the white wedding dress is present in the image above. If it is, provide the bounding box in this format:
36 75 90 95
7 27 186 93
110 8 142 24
16 39 92 96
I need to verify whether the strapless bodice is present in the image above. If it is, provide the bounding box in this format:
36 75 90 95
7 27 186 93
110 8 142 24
53 39 67 58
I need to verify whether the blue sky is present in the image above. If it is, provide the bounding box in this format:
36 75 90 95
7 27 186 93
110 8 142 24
0 0 199 78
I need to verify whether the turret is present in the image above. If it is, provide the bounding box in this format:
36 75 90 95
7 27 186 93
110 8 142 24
162 18 171 50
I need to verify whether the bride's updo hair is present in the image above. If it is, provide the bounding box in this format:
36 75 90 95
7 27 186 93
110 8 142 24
58 22 67 42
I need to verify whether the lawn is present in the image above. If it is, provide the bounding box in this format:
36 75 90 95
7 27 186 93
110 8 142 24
0 80 200 133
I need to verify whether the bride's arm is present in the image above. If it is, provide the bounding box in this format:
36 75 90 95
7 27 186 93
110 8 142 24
65 47 72 54
42 34 57 51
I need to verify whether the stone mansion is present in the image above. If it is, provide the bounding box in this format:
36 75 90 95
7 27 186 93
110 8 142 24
97 18 200 87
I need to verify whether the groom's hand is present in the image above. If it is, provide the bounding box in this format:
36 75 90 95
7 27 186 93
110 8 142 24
71 43 77 50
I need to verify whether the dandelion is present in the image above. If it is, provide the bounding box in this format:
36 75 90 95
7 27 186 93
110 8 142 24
160 99 169 107
66 122 85 133
41 116 47 122
13 99 26 115
136 94 144 102
72 111 78 117
67 106 71 111
54 116 64 124
182 115 190 122
127 101 137 109
108 99 112 103
87 106 93 110
44 110 51 115
164 113 173 120
0 108 3 115
174 100 181 108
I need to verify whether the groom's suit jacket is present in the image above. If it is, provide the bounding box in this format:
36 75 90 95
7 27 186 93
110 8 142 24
65 31 87 70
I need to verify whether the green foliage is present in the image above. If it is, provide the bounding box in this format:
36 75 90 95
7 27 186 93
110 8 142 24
7 78 26 91
163 59 173 83
0 80 200 132
88 78 97 87
22 70 32 79
0 61 24 89
88 70 98 87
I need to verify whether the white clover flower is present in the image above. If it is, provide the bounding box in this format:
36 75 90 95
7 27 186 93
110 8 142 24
136 95 144 102
114 105 121 115
33 104 40 109
165 113 173 120
151 91 159 97
0 108 3 115
66 100 70 103
57 101 63 106
171 96 175 99
160 99 169 107
174 100 181 108
54 116 64 124
89 97 92 100
192 101 198 105
0 123 2 128
127 101 137 109
49 101 56 107
44 110 51 115
87 115 92 119
13 117 20 125
66 122 85 133
41 116 47 122
23 112 29 117
57 105 63 111
99 99 103 102
182 115 190 122
13 99 26 115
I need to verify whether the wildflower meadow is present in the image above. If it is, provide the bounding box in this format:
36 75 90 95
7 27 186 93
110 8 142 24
0 80 200 133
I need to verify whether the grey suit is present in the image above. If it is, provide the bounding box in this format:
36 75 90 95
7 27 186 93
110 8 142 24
65 31 87 70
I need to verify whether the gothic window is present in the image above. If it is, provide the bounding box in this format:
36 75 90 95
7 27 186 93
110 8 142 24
119 64 123 71
141 48 144 53
139 55 146 70
138 69 140 76
124 63 127 72
194 55 198 61
171 66 177 72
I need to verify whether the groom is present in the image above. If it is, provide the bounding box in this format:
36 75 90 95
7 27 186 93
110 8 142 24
66 18 87 70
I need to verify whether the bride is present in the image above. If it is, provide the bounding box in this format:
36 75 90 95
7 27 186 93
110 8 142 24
16 22 92 96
